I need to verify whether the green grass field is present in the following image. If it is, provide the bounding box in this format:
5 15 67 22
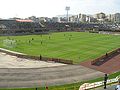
0 32 120 63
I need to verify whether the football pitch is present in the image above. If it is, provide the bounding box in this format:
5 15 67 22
0 32 120 63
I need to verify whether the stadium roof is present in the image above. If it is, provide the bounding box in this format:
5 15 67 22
16 19 33 22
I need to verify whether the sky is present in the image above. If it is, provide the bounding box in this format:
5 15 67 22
0 0 120 19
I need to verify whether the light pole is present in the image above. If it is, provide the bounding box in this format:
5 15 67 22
65 6 70 23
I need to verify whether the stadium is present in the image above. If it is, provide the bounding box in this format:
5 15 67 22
0 19 120 90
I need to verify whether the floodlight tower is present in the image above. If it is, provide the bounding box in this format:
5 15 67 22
65 6 70 23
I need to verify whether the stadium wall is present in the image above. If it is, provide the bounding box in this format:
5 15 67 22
91 48 120 65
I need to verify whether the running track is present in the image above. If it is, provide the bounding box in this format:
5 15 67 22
0 65 104 88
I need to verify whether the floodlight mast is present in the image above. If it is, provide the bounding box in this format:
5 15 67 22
65 6 70 23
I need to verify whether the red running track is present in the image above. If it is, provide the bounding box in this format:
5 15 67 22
80 54 120 74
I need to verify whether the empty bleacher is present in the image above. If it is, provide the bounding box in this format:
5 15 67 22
0 19 45 35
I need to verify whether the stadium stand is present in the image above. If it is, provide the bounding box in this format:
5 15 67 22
0 19 120 35
0 19 45 35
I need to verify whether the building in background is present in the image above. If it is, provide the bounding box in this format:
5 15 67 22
28 16 36 21
107 13 120 23
79 14 87 22
69 14 97 23
94 12 106 23
69 15 79 23
52 17 60 22
113 13 120 23
86 15 97 23
39 17 47 22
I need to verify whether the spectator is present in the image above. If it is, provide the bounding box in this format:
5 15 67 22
104 74 108 89
40 55 42 60
106 53 108 56
115 78 120 90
